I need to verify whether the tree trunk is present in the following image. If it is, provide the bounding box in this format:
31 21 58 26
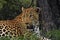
36 0 56 36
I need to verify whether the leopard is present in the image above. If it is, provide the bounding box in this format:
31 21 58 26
0 7 40 38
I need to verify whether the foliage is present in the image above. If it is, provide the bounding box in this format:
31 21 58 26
0 0 34 10
0 0 7 10
0 0 36 20
0 32 39 40
46 30 60 40
0 0 22 20
19 0 33 8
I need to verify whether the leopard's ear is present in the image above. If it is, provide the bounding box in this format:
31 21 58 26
22 7 25 11
36 7 41 13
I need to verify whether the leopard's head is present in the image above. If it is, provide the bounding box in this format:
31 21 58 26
21 7 41 30
13 7 41 35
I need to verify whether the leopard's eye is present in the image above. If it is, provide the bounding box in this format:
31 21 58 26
29 12 33 17
36 8 40 12
30 14 33 17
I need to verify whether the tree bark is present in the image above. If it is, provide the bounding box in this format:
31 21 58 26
36 0 56 36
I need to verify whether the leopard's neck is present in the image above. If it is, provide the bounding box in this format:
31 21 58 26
13 12 25 23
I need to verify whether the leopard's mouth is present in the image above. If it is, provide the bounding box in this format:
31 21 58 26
25 23 34 31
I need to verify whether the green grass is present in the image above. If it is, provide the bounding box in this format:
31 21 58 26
0 33 39 40
46 30 60 40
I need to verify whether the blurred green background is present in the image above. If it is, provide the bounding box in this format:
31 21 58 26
0 0 36 20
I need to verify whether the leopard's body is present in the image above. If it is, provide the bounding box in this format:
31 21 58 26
0 7 40 37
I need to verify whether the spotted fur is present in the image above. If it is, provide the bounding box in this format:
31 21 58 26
0 7 40 37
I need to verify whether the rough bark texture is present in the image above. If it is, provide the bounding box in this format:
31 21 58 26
48 0 60 29
36 0 60 36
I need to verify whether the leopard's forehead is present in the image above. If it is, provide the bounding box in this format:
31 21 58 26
22 7 37 12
